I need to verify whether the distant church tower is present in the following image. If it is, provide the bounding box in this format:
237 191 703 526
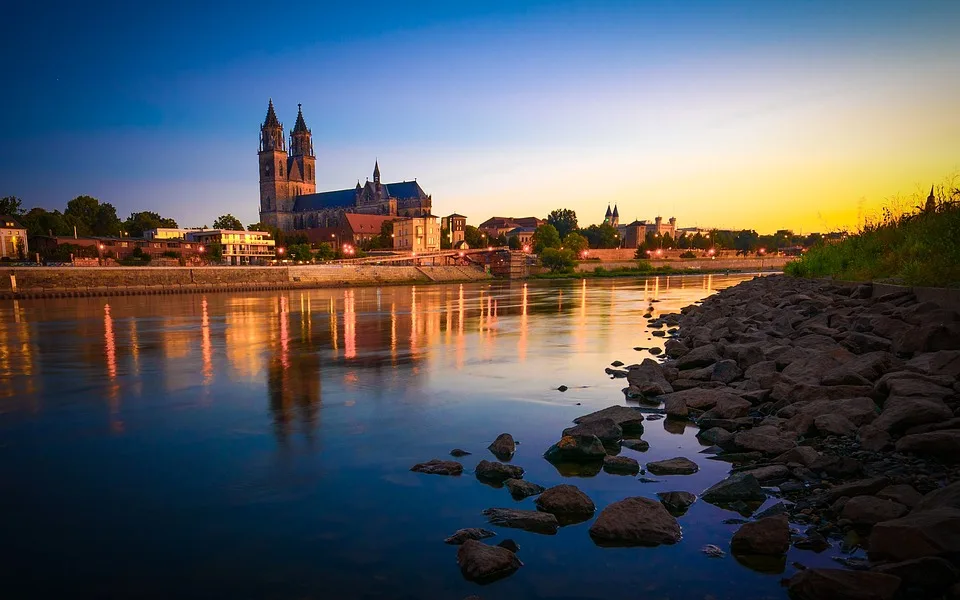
611 204 619 228
259 100 316 230
604 204 612 226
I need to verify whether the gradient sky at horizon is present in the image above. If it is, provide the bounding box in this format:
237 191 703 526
2 0 958 233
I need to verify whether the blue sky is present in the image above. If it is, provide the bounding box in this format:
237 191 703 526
2 0 958 232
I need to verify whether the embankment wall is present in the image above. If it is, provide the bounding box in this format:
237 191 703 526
1 265 491 299
574 256 792 272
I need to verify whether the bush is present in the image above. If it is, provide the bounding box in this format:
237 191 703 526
634 260 653 272
679 251 697 259
593 266 606 274
540 247 576 273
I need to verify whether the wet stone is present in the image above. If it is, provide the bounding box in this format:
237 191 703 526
445 528 496 545
488 433 516 460
603 455 640 475
475 460 523 484
411 459 463 476
504 478 544 500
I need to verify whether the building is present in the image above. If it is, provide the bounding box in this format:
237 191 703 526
603 205 620 228
394 216 440 253
623 216 678 248
257 100 432 232
478 216 543 239
0 215 28 260
144 227 207 240
677 226 712 238
32 235 204 261
184 230 276 265
505 226 536 248
303 213 397 250
441 214 467 247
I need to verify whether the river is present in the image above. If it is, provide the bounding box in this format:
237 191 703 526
0 275 819 599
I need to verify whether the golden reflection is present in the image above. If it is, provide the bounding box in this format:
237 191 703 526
201 297 212 384
518 283 528 363
103 303 122 434
329 296 338 355
279 295 290 370
344 290 356 359
390 302 397 363
410 286 418 355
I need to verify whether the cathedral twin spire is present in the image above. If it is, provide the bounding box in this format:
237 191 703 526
261 99 313 156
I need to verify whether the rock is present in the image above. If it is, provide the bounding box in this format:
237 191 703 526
450 448 471 457
872 556 959 592
785 568 900 600
475 460 524 483
827 477 890 502
697 427 734 447
535 484 596 522
873 396 953 434
731 515 790 556
794 533 831 552
445 528 497 545
894 323 960 355
699 396 752 420
589 496 682 547
665 339 689 358
557 385 568 392
659 388 745 412
647 456 699 475
543 435 607 463
711 359 743 384
858 425 891 452
562 418 623 444
702 544 726 558
649 347 662 355
869 508 960 561
657 491 697 515
876 484 923 509
637 476 661 483
411 459 463 475
663 395 689 418
611 360 624 367
457 539 522 583
621 439 649 452
497 539 520 553
625 359 674 396
482 508 559 535
733 429 797 455
602 455 640 475
701 473 767 504
772 446 821 467
906 350 960 379
741 465 791 483
754 501 790 519
676 344 721 369
573 405 645 434
814 414 858 437
841 495 908 526
487 433 516 460
896 430 960 461
504 478 544 500
917 481 960 512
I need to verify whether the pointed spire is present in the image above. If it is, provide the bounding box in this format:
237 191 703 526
373 159 381 184
263 98 280 128
929 184 936 199
605 204 612 218
612 204 619 217
293 103 308 133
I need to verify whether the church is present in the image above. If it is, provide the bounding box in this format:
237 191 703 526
257 100 432 232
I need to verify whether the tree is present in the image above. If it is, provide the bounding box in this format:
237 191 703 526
0 196 23 216
562 231 589 256
440 227 452 250
734 230 760 256
21 208 71 237
531 223 561 253
213 214 244 231
540 248 576 273
314 242 335 261
581 223 620 249
376 221 395 249
508 235 522 250
288 243 313 262
92 202 122 236
124 211 178 238
547 209 578 239
207 242 223 262
464 225 485 248
64 195 101 230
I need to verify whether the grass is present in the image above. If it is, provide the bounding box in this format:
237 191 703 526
785 188 960 287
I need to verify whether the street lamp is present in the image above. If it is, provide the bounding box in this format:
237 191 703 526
277 247 285 261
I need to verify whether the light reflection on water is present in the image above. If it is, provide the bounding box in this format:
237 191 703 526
0 275 817 599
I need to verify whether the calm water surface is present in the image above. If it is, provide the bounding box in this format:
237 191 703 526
0 275 824 600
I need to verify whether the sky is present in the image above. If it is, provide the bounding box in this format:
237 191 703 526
1 0 958 234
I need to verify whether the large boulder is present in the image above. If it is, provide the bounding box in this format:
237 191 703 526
573 405 645 435
822 351 894 383
647 456 699 475
504 478 544 500
781 397 879 434
895 431 960 461
676 344 721 369
543 435 606 464
731 515 789 555
814 414 858 437
876 485 923 509
411 459 463 475
785 569 900 600
535 484 595 522
826 477 890 502
894 323 960 355
625 359 674 396
589 497 681 547
475 460 524 483
487 433 516 460
772 446 820 467
562 418 623 444
701 473 767 504
916 481 960 512
602 455 640 475
457 540 522 583
659 388 745 412
741 465 791 483
868 508 960 561
874 396 953 434
734 428 797 455
906 350 960 379
711 359 743 384
482 508 559 535
663 395 689 418
697 427 734 447
872 557 959 592
657 491 697 515
841 495 908 526
699 395 752 420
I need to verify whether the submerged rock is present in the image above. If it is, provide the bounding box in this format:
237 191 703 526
602 455 640 475
450 448 471 457
701 473 766 504
657 491 697 515
445 528 496 545
543 435 606 463
475 460 523 484
482 508 559 535
573 405 645 435
487 433 516 460
411 459 463 476
589 496 682 547
535 484 596 524
647 457 699 475
457 539 522 583
562 418 623 444
731 515 789 556
504 478 544 500
621 439 650 452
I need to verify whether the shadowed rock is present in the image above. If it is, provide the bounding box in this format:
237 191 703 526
504 478 544 500
657 491 697 515
573 405 645 435
411 459 463 476
647 457 699 475
475 460 523 484
535 484 595 525
785 568 900 600
589 496 681 547
457 539 522 583
731 515 789 556
562 418 623 444
602 455 640 475
482 508 559 535
488 433 516 460
445 528 496 545
543 435 606 463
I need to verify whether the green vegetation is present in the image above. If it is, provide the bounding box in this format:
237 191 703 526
540 247 577 273
213 214 244 231
531 260 748 280
561 231 589 255
546 208 578 239
532 223 561 253
785 183 960 287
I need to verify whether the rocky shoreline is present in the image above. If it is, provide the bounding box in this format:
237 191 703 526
411 274 960 599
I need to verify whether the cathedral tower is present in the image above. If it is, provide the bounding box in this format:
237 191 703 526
611 204 619 228
259 99 291 228
288 104 317 199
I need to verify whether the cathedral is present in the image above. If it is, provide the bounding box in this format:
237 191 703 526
258 100 432 232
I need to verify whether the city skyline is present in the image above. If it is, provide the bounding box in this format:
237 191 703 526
2 0 958 234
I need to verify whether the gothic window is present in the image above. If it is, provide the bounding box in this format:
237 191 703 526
264 164 271 176
279 163 284 177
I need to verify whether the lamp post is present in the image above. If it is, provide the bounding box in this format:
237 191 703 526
98 243 105 266
759 247 766 271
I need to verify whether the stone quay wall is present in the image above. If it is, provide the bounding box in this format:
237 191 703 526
575 256 792 272
0 265 491 299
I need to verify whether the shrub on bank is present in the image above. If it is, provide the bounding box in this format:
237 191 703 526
540 248 577 273
785 185 960 287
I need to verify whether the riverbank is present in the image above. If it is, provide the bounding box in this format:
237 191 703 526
636 274 960 598
0 264 491 299
533 261 787 280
